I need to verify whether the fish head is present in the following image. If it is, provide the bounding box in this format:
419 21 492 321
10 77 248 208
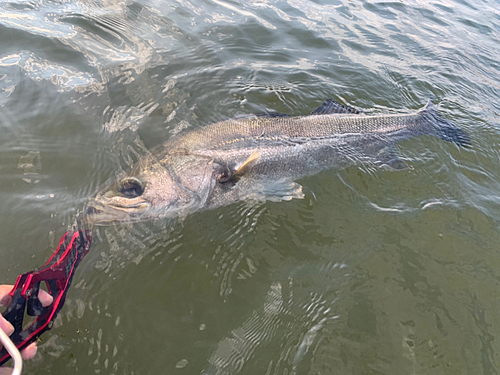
85 150 218 225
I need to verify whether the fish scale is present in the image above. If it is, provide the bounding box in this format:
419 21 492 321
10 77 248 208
171 112 432 153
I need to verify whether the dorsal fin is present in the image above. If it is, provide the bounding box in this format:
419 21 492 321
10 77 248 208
310 99 362 115
234 113 290 120
254 112 290 118
234 150 261 179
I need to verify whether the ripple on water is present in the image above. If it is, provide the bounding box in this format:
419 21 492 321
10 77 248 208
1 0 500 374
202 262 349 375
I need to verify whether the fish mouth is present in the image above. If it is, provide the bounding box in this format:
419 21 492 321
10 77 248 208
83 200 151 225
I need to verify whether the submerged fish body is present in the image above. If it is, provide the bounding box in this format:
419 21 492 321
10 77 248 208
85 98 470 224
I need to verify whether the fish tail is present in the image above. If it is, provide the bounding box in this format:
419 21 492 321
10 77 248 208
420 99 471 147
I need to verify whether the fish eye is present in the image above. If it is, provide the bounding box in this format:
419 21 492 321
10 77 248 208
119 178 143 198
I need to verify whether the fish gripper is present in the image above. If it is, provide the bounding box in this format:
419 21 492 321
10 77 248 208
0 230 92 366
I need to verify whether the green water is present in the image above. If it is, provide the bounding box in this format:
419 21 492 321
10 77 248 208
0 0 499 374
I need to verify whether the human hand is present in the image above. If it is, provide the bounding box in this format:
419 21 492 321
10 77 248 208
0 285 53 375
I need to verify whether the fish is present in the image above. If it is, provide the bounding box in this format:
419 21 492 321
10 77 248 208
84 98 470 225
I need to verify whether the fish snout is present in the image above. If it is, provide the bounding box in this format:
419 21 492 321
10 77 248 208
82 198 151 225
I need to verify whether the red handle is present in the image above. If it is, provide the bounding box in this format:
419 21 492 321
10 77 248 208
0 230 92 366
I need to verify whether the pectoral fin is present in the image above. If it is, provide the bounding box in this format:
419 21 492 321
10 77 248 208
219 150 261 185
234 150 261 180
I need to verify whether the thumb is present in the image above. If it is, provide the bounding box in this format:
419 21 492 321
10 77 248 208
0 315 14 337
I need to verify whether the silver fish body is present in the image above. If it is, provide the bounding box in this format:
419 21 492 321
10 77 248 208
85 99 470 224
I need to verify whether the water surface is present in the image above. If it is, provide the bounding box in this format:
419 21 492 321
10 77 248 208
0 0 500 374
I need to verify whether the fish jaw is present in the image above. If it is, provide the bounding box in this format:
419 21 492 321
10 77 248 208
83 196 152 225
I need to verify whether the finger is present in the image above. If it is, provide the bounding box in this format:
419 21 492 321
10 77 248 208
0 315 14 337
0 284 53 308
21 342 37 360
38 289 53 307
0 367 16 375
0 285 13 306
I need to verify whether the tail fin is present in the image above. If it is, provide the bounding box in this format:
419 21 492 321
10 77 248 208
421 99 471 147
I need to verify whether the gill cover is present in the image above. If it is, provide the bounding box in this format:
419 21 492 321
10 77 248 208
161 150 217 213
